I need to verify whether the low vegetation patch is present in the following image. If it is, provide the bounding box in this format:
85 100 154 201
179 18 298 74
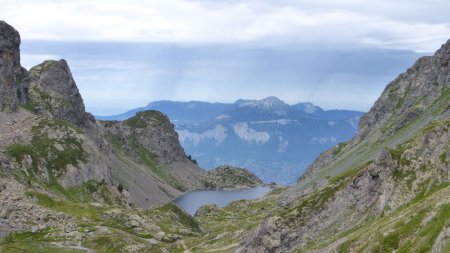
124 111 169 128
27 191 104 220
6 118 86 181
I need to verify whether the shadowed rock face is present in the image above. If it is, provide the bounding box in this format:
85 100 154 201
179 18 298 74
0 21 28 112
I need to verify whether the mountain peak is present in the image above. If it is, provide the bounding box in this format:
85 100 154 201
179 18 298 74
0 21 93 127
0 20 27 112
260 96 285 103
236 96 289 115
26 59 94 127
0 21 20 47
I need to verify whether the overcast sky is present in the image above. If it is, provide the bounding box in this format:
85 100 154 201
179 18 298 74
2 0 450 115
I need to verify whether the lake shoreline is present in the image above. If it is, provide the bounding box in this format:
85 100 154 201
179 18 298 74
201 182 281 191
172 185 277 215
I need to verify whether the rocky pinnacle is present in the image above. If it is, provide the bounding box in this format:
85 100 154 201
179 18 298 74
0 20 28 112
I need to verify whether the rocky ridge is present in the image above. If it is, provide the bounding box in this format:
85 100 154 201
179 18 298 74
203 165 263 189
0 21 203 219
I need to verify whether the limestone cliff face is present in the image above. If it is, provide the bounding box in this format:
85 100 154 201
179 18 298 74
0 21 28 112
236 39 450 252
0 21 205 210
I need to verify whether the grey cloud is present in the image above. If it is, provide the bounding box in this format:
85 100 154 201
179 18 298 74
2 0 449 52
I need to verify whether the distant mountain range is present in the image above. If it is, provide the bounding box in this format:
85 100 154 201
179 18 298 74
97 97 363 184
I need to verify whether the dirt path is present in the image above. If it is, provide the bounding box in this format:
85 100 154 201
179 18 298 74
204 243 239 252
51 242 96 253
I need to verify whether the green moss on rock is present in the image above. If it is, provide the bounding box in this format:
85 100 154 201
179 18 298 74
5 118 86 181
124 110 169 128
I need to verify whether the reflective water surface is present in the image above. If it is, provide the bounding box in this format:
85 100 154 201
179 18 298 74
173 186 272 215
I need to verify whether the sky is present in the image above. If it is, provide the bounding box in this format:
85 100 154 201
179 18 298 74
1 0 450 115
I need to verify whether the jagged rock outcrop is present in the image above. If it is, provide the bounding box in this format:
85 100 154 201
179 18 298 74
0 21 28 112
25 60 94 127
0 21 93 127
203 165 263 189
236 39 450 252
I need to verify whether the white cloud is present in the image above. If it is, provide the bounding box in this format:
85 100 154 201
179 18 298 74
277 136 288 152
233 122 270 145
178 125 228 146
311 137 337 145
2 0 449 52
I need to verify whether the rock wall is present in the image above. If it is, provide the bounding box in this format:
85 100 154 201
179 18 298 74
0 21 28 112
26 60 95 128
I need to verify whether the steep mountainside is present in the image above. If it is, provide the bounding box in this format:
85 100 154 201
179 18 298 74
0 20 204 212
97 97 363 184
234 39 450 252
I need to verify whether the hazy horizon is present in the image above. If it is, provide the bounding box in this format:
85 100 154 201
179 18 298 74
94 95 366 117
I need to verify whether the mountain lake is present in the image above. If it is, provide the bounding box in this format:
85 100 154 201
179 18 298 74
173 186 272 215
